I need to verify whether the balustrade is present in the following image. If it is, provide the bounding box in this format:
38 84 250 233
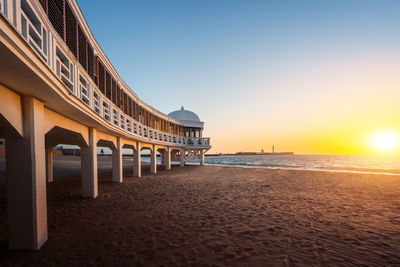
112 109 119 127
55 47 74 92
20 0 48 62
120 114 125 130
138 126 143 136
79 74 90 106
103 102 111 122
126 119 132 133
0 0 210 148
93 91 101 115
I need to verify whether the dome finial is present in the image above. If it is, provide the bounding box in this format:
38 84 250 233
168 106 201 121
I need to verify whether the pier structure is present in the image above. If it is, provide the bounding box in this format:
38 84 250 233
0 0 211 250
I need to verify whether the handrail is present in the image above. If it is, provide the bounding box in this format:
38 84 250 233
0 0 211 149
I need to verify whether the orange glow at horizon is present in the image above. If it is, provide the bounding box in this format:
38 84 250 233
201 52 400 156
204 106 400 155
207 129 400 155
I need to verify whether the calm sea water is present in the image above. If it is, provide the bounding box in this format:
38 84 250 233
204 154 400 175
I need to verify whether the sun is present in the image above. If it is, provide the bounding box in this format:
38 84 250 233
369 131 399 152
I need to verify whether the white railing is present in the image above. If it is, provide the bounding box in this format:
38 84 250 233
79 74 90 106
103 102 111 122
112 109 119 127
0 0 211 149
55 47 74 93
185 137 211 147
126 119 132 133
20 0 48 63
93 91 101 115
138 126 143 136
120 114 125 130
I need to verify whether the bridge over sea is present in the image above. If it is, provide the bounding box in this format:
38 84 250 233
0 0 211 250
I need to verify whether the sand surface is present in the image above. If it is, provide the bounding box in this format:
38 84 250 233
1 156 400 266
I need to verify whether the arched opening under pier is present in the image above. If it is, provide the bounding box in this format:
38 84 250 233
140 146 157 175
121 144 136 179
96 139 117 186
157 147 169 172
45 126 88 184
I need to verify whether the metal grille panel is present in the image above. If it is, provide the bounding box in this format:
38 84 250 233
78 24 87 70
87 44 94 80
47 0 63 39
65 2 77 56
105 71 111 100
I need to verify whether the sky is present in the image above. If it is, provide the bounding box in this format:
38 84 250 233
78 0 400 155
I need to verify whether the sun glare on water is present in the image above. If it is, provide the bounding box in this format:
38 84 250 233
369 131 399 152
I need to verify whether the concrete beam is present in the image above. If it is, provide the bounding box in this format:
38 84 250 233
140 143 153 150
6 97 47 250
154 144 166 151
0 85 23 137
96 131 117 150
43 108 89 147
121 138 137 151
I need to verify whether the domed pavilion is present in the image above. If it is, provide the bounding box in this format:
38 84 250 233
167 106 210 165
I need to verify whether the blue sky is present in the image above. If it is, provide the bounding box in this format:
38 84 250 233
78 0 400 154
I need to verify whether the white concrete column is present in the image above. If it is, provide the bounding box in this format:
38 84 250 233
46 147 54 183
112 137 122 183
6 97 47 250
200 149 205 166
165 147 171 170
133 142 141 177
81 128 98 198
180 149 185 167
150 145 157 174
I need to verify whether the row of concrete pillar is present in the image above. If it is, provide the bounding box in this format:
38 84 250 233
2 97 204 250
45 128 176 199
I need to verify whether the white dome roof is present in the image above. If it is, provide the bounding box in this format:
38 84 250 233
168 106 201 122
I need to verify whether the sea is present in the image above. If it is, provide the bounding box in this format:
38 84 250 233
203 154 400 175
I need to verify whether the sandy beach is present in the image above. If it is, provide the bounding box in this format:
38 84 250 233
0 156 400 266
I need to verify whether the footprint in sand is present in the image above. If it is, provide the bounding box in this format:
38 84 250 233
212 244 229 253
